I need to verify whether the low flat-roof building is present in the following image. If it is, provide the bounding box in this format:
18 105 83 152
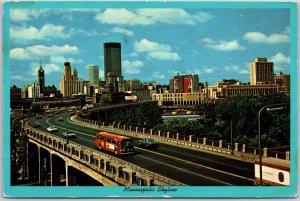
152 91 205 106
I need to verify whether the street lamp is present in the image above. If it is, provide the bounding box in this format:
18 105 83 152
257 103 285 186
66 99 69 144
97 106 100 128
230 119 234 154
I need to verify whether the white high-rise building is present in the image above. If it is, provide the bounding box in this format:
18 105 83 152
28 82 40 98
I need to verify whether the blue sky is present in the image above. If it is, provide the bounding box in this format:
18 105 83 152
9 8 291 88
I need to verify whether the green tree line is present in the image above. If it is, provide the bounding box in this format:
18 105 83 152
112 93 290 148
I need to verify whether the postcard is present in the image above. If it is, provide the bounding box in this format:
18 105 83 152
3 0 298 198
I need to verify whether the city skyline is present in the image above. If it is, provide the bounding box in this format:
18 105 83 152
10 8 290 88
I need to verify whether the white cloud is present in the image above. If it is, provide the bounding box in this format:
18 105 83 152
239 69 249 74
10 8 100 22
152 72 165 79
122 60 144 74
11 74 29 81
187 69 202 75
224 65 240 72
136 9 213 25
29 62 61 76
244 31 289 44
134 39 171 53
10 44 79 60
50 56 83 65
95 9 154 26
148 51 181 61
193 11 215 23
202 38 245 51
69 28 99 37
270 52 290 64
201 37 214 43
10 9 50 22
224 65 249 74
10 23 70 41
95 9 213 26
204 68 214 74
111 27 134 36
129 52 138 57
133 39 181 61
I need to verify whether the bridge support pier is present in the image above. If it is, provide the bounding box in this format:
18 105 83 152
38 146 41 184
65 163 69 186
50 153 53 186
130 172 136 185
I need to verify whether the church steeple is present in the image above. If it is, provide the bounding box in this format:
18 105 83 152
38 60 45 97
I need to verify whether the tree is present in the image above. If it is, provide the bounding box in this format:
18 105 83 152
11 120 26 185
196 93 290 147
155 118 205 137
112 102 163 129
99 96 110 106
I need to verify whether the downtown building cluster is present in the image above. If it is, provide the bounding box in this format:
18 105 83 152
10 42 290 109
152 57 290 106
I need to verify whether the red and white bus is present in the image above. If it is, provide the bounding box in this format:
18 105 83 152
94 132 134 155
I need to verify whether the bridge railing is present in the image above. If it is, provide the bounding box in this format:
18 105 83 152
72 115 289 162
23 124 185 186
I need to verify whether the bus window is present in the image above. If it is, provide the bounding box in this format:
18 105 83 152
112 140 117 144
100 137 105 141
106 138 112 143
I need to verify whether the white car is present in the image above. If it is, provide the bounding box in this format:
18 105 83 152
62 131 77 138
47 126 58 132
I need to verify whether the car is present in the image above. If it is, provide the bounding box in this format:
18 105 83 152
62 131 77 138
47 126 58 132
58 117 63 121
135 138 159 148
33 122 41 127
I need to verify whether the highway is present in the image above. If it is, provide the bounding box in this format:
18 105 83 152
27 112 254 186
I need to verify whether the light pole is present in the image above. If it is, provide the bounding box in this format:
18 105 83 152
97 104 100 128
258 103 285 186
230 119 233 154
66 99 69 144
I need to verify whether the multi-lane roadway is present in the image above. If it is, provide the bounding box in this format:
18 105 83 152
27 112 254 186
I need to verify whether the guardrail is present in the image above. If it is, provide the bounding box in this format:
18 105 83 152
72 115 289 162
23 122 185 186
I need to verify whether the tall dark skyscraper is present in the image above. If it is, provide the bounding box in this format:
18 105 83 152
104 42 122 80
38 65 45 96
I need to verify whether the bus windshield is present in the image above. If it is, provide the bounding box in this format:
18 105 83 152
120 139 134 148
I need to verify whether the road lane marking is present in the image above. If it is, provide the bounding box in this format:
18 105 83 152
137 147 253 182
51 115 252 183
46 118 95 139
136 154 233 186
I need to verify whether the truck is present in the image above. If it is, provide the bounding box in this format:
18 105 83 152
135 138 159 148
